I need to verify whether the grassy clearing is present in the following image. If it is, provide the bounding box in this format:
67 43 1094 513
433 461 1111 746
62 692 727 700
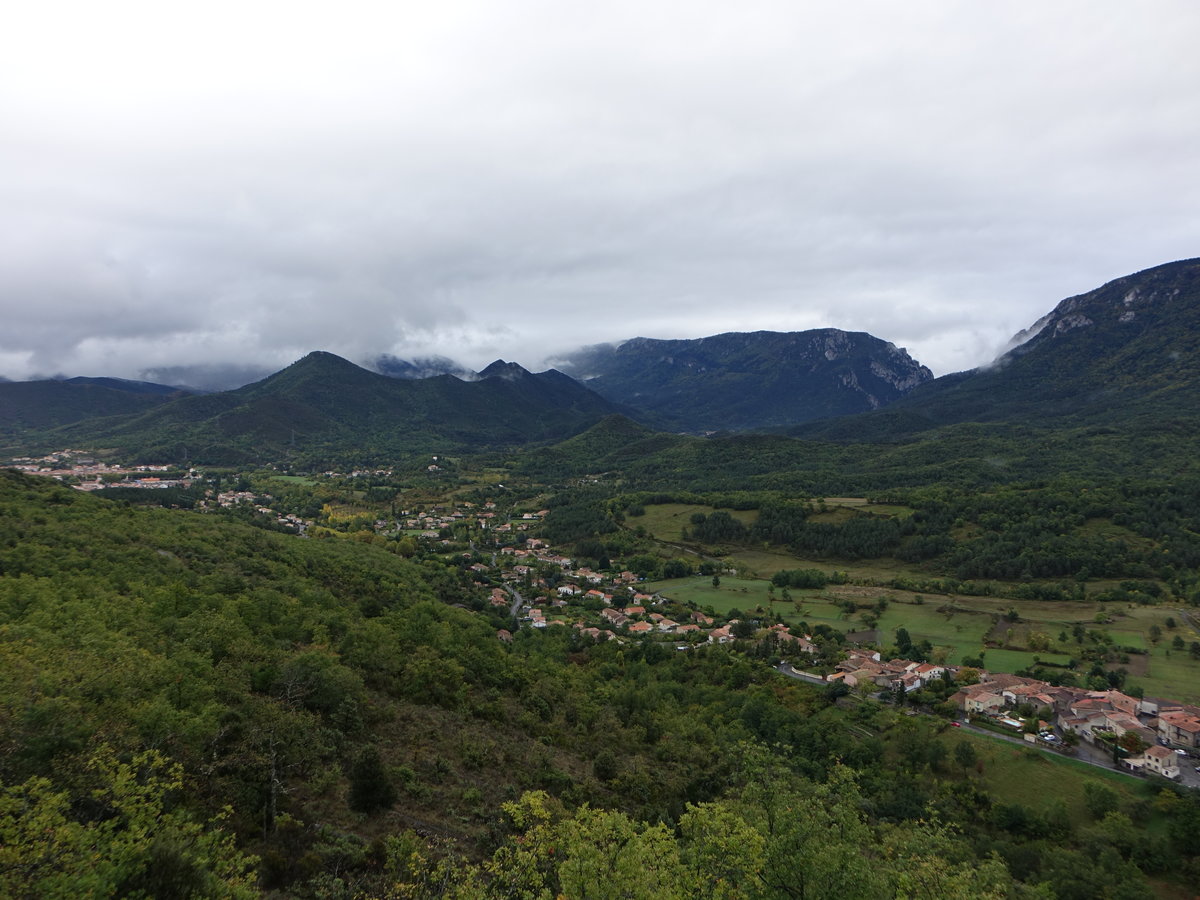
1076 518 1157 551
1135 649 1200 704
637 503 759 543
726 549 928 582
982 648 1073 672
874 604 993 663
945 730 1148 827
643 576 775 615
815 498 914 518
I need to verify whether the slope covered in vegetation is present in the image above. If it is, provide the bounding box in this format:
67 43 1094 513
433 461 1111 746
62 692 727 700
3 468 1200 897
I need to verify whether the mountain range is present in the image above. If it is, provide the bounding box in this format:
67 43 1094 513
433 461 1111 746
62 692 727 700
549 330 933 432
794 257 1200 441
30 354 620 465
0 376 190 441
1 258 1197 465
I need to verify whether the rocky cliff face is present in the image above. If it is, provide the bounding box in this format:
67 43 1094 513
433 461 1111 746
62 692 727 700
999 258 1200 363
798 257 1200 439
553 329 933 432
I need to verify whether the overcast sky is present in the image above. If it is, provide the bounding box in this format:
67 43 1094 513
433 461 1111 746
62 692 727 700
2 1 1198 388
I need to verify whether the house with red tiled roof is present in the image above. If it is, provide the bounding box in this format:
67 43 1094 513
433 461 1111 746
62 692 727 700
600 608 629 627
1158 709 1200 748
1126 744 1181 780
954 686 1005 715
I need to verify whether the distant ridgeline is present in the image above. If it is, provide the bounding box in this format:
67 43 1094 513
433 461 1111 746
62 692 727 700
2 258 1198 476
0 376 190 440
551 329 934 432
23 352 622 466
794 257 1200 441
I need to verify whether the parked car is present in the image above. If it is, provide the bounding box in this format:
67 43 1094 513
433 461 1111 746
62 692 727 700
949 721 961 728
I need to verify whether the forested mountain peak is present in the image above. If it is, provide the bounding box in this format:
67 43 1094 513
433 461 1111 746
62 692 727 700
42 348 622 465
478 359 534 381
997 257 1200 362
552 328 934 432
795 258 1200 441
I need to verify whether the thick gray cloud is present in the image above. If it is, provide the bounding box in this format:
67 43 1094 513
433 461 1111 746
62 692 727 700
2 1 1198 387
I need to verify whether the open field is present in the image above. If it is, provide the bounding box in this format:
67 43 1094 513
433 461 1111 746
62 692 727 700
636 501 1200 699
726 548 931 582
645 574 1200 701
636 503 759 543
815 497 915 518
643 576 786 616
946 729 1152 828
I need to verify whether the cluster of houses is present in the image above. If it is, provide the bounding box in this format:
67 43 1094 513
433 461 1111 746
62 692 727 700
824 649 1200 781
827 650 948 694
398 502 548 540
9 450 196 491
957 674 1200 779
488 579 747 646
201 490 312 533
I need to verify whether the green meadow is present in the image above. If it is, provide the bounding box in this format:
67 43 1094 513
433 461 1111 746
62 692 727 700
644 570 1200 700
947 729 1151 828
637 503 759 543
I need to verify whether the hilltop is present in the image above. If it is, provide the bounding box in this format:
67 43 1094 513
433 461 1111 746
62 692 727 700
797 258 1200 441
553 329 933 432
45 352 621 466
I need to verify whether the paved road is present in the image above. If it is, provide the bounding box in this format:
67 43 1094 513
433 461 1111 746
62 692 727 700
508 587 525 619
774 662 828 687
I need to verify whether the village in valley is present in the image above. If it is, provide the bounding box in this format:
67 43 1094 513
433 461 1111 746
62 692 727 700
11 449 1200 791
380 483 1200 791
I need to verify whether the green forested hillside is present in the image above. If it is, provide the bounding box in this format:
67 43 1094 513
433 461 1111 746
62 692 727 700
0 377 188 442
40 352 619 467
796 258 1200 442
3 469 1200 897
